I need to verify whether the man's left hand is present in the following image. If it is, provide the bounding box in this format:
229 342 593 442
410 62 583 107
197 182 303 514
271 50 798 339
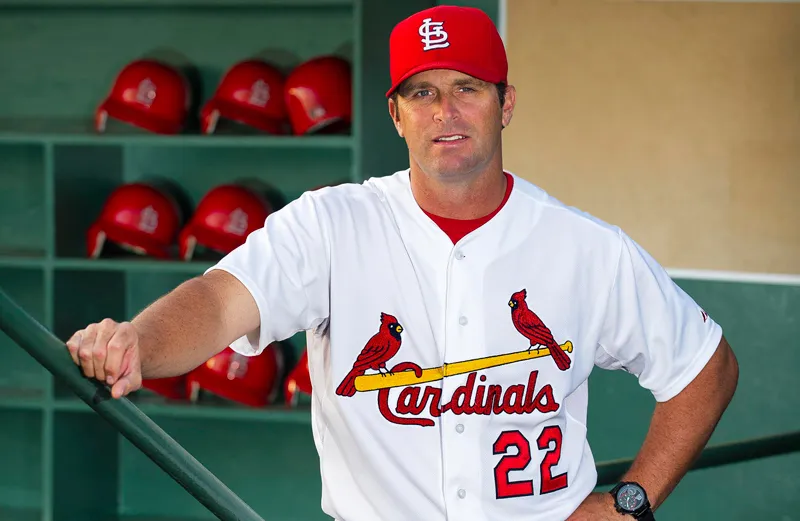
565 492 629 521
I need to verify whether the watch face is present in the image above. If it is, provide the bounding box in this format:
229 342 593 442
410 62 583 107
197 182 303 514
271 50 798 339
616 484 646 511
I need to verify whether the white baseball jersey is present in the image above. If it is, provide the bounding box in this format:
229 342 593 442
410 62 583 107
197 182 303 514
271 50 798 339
207 169 723 521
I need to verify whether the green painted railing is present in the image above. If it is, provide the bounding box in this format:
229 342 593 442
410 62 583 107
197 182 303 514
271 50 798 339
596 429 800 486
0 285 266 521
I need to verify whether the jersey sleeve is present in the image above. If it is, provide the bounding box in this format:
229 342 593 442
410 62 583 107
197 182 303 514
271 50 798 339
205 191 330 356
594 230 723 402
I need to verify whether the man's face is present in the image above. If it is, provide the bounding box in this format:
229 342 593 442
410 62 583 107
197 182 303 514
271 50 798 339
389 69 515 182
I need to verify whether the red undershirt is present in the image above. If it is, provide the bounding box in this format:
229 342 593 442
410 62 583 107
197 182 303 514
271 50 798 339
421 173 514 244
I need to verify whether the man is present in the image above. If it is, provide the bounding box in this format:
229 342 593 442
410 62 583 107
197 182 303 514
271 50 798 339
66 6 739 521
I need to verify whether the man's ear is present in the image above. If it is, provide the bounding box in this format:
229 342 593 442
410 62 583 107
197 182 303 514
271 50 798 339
388 98 404 138
501 84 516 129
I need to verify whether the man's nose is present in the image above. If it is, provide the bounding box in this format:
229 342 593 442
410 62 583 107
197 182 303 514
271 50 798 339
433 93 460 124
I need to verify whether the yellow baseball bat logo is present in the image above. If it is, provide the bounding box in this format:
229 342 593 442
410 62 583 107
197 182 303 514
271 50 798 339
354 341 573 392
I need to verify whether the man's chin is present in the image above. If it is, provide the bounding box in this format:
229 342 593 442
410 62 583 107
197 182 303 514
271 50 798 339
428 161 483 181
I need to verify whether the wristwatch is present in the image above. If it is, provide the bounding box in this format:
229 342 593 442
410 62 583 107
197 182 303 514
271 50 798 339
609 481 655 521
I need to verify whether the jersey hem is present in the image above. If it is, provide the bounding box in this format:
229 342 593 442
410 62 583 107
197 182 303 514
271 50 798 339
651 321 723 402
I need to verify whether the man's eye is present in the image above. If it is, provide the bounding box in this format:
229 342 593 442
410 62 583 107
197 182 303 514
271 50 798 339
414 89 431 97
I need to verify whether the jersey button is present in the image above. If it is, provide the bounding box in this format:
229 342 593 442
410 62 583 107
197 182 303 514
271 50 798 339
455 250 465 260
458 316 468 326
458 489 466 499
456 424 464 433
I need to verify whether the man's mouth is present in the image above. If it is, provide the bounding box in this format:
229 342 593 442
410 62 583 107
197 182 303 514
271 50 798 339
434 134 468 143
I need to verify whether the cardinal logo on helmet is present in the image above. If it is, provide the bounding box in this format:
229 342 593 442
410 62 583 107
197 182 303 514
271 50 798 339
138 205 159 234
223 208 249 236
135 78 157 107
248 79 270 107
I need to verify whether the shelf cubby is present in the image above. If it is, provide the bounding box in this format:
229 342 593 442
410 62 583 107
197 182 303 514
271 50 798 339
0 410 44 518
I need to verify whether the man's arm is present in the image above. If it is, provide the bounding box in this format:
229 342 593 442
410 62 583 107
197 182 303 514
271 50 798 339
568 336 739 520
618 335 739 509
132 269 261 379
66 269 261 398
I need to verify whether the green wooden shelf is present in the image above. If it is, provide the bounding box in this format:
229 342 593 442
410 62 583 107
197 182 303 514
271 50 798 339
53 258 214 274
0 120 354 149
0 257 214 273
0 0 352 8
0 387 46 410
114 516 300 521
0 255 47 269
115 517 210 521
53 397 311 424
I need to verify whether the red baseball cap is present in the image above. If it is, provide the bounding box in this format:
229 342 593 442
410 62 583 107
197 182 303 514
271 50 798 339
386 5 507 98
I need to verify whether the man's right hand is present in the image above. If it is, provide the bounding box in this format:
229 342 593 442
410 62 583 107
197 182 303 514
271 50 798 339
66 318 142 399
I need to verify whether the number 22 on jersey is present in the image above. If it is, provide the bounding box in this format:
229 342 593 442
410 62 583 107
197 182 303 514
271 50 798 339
493 425 569 499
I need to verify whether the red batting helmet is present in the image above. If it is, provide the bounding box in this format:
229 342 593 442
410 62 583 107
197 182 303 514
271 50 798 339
178 184 272 260
186 344 284 408
87 183 182 259
284 56 352 135
96 59 191 135
284 349 313 406
201 59 289 135
140 375 188 401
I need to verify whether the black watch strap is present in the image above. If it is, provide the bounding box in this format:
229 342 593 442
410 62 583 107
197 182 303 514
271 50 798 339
637 508 656 521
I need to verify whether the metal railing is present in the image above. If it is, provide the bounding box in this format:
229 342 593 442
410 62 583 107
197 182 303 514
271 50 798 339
596 429 800 486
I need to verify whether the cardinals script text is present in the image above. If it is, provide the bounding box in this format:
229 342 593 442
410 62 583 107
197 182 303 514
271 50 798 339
377 362 560 427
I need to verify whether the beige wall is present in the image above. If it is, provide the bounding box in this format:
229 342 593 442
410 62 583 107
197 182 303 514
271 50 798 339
503 0 800 274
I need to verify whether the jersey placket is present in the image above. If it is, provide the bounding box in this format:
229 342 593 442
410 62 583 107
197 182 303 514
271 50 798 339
440 240 481 519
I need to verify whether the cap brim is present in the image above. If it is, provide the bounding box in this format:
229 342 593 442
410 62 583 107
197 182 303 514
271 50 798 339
385 60 506 98
202 98 286 135
98 222 172 259
97 98 183 135
180 222 248 257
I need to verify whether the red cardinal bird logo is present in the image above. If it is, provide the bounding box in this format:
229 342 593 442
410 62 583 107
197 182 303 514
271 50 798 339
509 289 571 371
335 312 404 397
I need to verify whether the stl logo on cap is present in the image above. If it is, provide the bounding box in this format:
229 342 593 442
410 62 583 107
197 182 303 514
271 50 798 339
419 17 449 51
